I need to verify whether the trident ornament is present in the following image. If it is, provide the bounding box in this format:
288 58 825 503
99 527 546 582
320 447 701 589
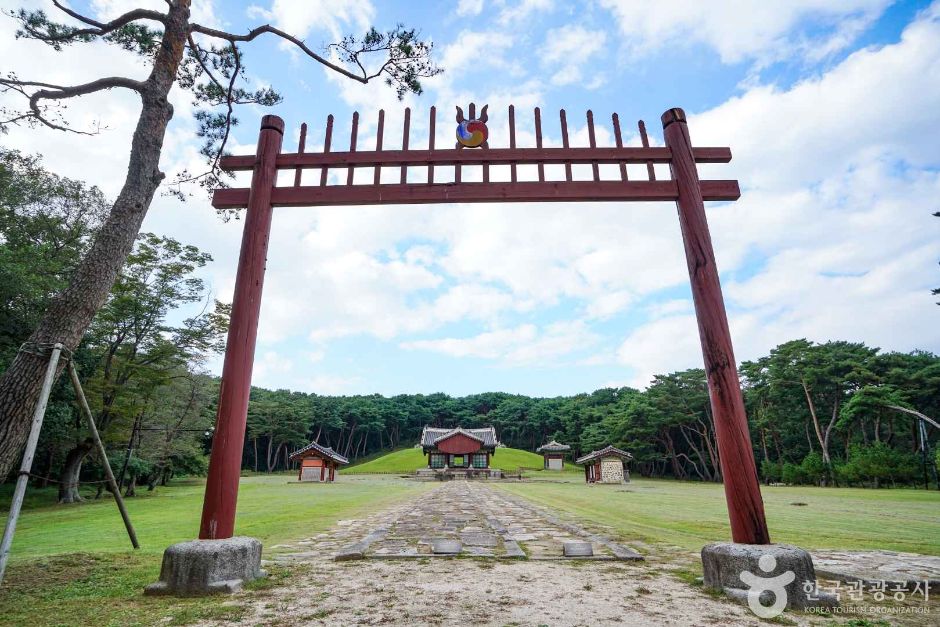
455 103 489 149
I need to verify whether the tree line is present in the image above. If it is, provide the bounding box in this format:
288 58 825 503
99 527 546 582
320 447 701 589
2 149 938 504
244 340 938 489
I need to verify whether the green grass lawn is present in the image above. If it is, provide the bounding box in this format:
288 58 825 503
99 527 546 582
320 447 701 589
346 446 545 473
496 477 940 555
0 474 428 626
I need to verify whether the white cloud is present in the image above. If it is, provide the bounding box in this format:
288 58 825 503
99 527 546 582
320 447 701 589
610 6 940 388
598 0 891 64
456 0 484 17
616 314 703 387
246 0 375 40
402 320 598 365
541 25 607 87
498 0 554 25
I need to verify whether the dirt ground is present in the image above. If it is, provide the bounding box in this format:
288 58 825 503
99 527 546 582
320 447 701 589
223 558 787 626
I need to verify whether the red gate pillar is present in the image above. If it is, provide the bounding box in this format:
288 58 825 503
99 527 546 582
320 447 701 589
199 115 284 540
662 108 771 545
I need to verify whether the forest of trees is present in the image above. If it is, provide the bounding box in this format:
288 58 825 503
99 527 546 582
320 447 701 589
2 149 938 504
242 339 939 490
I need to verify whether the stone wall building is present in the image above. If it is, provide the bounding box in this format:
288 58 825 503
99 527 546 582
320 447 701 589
576 445 633 484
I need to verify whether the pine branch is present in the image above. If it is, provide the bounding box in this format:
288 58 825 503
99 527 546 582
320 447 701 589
190 23 365 83
1 74 144 134
10 2 166 49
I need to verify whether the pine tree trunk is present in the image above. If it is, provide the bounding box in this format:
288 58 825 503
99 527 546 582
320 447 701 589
0 1 192 480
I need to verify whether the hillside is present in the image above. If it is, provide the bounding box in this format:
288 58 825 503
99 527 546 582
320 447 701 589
346 447 548 474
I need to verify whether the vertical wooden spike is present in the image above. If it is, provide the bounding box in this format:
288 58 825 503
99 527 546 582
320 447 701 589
401 107 411 184
534 107 544 182
587 110 599 182
560 109 572 182
612 113 628 181
374 109 385 185
456 103 465 183
509 104 517 183
293 122 307 187
319 114 333 187
347 111 359 185
428 106 436 184
639 119 655 181
469 102 476 119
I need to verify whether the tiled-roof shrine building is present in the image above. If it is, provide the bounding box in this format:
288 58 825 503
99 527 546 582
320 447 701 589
421 426 498 473
576 445 633 484
536 440 571 470
289 441 349 482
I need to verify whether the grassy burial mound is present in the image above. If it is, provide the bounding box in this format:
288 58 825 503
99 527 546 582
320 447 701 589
346 447 547 474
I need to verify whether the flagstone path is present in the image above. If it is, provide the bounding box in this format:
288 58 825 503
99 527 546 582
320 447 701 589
311 481 643 561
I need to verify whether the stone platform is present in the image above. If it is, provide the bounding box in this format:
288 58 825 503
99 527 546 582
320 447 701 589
812 549 940 590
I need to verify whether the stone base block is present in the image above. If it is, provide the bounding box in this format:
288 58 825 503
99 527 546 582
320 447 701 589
702 542 838 616
145 536 265 596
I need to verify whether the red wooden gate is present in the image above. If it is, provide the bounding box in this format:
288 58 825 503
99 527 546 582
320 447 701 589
200 105 771 546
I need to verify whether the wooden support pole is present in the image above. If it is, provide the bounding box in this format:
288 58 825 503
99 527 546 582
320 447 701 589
0 343 63 584
199 115 284 540
662 107 770 545
612 113 628 181
67 362 139 549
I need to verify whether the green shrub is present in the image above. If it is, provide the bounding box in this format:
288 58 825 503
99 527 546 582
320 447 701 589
760 459 783 483
781 452 829 485
840 442 920 487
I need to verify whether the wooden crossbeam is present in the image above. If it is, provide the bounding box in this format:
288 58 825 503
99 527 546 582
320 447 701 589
218 146 732 171
212 179 740 209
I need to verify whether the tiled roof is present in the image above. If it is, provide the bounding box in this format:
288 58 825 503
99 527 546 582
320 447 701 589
536 440 571 453
575 445 633 465
420 426 498 448
289 440 350 465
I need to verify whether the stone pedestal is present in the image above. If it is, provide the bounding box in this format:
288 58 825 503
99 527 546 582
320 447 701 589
702 542 838 617
145 536 265 596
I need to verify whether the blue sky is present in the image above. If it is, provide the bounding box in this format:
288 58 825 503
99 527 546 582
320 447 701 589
2 0 938 396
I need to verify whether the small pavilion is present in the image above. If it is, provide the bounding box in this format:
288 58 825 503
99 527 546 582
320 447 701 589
576 445 633 484
289 441 349 482
536 440 571 470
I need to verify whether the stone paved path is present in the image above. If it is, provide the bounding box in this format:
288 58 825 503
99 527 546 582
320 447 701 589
270 481 641 564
